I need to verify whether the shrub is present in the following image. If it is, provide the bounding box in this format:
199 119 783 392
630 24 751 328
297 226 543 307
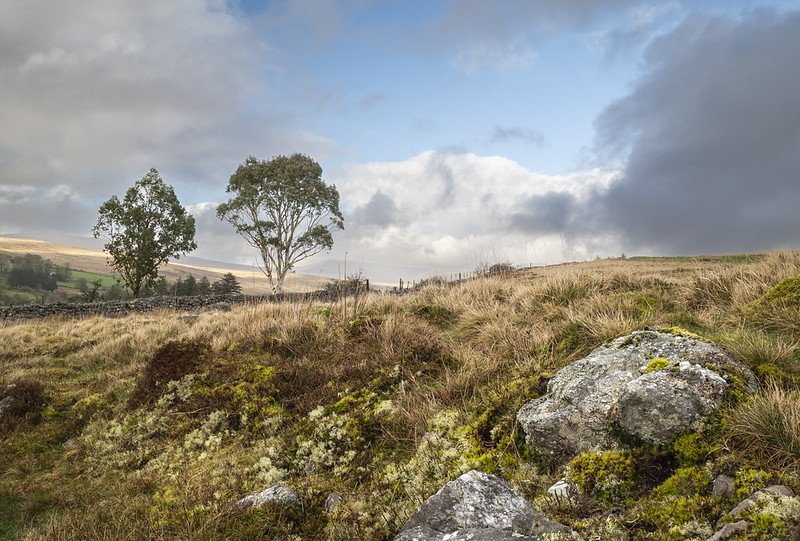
0 379 48 432
128 340 209 407
725 384 800 470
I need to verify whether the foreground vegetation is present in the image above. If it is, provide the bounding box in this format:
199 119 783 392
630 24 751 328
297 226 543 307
1 253 800 540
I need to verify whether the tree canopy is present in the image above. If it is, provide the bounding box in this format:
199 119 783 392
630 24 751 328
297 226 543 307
92 169 196 297
217 153 344 294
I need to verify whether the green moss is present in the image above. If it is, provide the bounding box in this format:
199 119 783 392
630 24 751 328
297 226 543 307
643 357 671 374
568 451 637 504
746 513 790 541
761 276 800 305
413 303 457 328
734 469 775 501
672 433 715 467
658 326 707 342
636 296 659 318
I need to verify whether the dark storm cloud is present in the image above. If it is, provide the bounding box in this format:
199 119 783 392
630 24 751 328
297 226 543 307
490 126 546 147
508 192 577 235
593 9 800 254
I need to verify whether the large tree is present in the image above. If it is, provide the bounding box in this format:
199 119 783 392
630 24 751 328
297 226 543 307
217 153 344 294
92 169 196 297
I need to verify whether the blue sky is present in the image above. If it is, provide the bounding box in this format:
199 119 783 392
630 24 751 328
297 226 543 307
1 1 799 281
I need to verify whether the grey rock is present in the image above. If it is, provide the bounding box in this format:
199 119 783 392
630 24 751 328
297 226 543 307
712 475 735 498
394 470 568 541
235 482 300 510
727 485 795 518
707 520 749 541
517 330 756 463
394 526 541 541
324 491 343 514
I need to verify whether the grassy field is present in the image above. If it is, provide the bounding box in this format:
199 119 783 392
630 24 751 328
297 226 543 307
1 252 799 540
0 237 332 295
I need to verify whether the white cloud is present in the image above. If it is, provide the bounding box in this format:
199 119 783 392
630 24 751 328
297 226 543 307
322 151 619 280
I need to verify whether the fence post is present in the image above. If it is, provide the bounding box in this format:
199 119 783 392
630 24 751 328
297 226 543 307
366 279 370 292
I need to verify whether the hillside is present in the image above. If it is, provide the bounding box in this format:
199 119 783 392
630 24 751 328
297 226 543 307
0 236 332 296
1 253 799 540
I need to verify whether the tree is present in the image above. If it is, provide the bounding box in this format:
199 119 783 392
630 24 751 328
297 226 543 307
213 272 242 295
217 154 344 294
92 169 197 297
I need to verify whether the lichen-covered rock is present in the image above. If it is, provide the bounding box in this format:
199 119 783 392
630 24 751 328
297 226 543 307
393 470 568 541
394 526 541 541
726 485 795 518
707 520 749 541
712 475 735 498
517 330 756 463
235 482 300 510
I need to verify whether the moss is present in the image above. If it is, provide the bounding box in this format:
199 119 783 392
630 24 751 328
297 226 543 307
672 433 711 467
734 469 775 501
755 362 800 387
413 303 457 328
747 513 790 541
761 276 800 305
636 296 659 318
658 326 707 342
568 451 637 504
633 467 722 536
643 357 671 373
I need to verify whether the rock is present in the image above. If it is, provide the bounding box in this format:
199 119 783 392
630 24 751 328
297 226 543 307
712 475 735 498
546 479 574 499
707 520 749 541
235 482 300 510
517 330 756 463
394 526 541 541
324 491 343 514
394 470 568 541
727 485 795 518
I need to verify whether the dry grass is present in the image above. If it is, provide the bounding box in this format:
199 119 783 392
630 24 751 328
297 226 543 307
2 250 800 540
726 384 800 470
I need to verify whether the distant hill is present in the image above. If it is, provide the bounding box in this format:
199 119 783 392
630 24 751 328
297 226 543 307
0 236 332 295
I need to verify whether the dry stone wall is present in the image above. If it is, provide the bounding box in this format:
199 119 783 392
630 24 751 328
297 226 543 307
0 291 334 321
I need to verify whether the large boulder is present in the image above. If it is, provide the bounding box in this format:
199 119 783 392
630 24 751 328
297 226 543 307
517 329 756 463
393 470 568 541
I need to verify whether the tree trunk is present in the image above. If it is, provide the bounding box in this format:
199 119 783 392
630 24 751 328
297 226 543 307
274 278 284 295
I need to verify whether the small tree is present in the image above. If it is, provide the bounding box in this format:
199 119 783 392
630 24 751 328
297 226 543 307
217 154 344 294
92 169 196 297
213 272 242 295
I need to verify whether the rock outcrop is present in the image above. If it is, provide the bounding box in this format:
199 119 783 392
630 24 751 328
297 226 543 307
517 329 756 463
393 470 568 541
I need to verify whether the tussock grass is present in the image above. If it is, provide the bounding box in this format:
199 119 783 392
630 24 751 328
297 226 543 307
726 384 800 471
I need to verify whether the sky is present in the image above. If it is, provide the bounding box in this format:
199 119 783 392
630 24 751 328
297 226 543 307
1 0 799 282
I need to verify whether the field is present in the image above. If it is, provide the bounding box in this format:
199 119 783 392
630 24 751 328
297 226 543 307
0 237 331 295
1 252 799 540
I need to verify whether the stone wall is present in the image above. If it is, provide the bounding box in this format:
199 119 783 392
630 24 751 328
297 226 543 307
0 291 335 321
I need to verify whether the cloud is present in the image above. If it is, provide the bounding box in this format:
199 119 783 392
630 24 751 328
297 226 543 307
0 0 337 215
590 8 800 255
489 126 546 147
430 0 643 74
322 151 616 279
